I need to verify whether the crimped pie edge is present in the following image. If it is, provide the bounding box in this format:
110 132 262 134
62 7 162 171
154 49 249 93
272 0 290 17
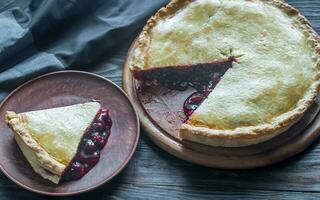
129 0 320 147
5 111 66 180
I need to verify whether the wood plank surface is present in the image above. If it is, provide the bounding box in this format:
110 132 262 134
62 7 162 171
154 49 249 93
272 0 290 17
1 0 320 199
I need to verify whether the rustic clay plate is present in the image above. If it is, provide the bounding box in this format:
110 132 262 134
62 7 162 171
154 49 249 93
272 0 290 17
0 71 139 196
123 38 320 169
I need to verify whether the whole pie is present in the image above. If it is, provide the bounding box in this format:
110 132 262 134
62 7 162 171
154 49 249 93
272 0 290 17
5 102 112 184
129 0 320 147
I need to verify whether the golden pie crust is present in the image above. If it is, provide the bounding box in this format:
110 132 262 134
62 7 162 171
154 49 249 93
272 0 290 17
129 0 320 147
5 102 101 183
5 111 65 184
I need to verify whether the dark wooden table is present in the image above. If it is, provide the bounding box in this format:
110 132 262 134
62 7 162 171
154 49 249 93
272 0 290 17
1 0 320 199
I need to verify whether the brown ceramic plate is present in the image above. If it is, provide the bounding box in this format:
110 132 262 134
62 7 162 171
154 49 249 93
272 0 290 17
0 71 139 196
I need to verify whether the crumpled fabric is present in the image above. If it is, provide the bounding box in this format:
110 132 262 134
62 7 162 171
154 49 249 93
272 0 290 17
0 0 168 100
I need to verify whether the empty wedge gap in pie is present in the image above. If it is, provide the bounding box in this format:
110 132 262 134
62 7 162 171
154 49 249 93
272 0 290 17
129 0 320 147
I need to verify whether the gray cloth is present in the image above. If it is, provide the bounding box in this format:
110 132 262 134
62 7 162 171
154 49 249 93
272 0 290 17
0 0 168 100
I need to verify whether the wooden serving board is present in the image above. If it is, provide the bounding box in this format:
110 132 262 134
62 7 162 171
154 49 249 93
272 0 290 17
122 40 320 169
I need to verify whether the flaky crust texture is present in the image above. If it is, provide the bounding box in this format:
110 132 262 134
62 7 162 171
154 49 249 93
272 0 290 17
130 0 320 147
5 111 66 175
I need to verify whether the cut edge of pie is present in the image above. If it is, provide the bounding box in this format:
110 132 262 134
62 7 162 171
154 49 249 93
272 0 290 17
180 84 317 147
5 102 112 183
129 0 320 147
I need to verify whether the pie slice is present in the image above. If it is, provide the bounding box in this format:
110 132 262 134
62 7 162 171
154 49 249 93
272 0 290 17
5 102 112 184
129 0 320 147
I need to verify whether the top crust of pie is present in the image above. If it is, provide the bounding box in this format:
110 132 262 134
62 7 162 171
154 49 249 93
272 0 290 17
129 0 320 147
5 102 101 182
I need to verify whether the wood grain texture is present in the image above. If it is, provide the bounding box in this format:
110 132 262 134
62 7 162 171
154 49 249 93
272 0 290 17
0 0 320 199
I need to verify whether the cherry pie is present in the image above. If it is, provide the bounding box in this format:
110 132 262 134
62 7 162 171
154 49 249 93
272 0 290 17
5 102 112 184
130 0 320 147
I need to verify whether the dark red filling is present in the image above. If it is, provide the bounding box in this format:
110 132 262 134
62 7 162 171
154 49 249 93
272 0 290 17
183 72 222 119
134 58 232 91
62 108 112 181
134 58 233 120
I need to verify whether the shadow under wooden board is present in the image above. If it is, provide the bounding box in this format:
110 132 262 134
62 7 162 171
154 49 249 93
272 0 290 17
122 40 320 169
0 71 139 196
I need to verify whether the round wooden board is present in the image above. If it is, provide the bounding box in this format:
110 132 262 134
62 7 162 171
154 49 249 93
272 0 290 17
0 71 139 196
123 40 320 169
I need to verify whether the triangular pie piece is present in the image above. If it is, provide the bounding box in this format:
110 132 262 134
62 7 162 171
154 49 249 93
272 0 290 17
5 102 112 184
129 0 320 147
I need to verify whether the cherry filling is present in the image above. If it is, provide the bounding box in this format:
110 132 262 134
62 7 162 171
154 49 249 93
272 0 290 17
134 58 233 120
183 72 222 118
183 92 207 118
62 108 112 181
134 58 232 91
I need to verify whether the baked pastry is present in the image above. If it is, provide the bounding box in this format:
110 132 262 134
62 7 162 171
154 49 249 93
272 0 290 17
129 0 320 147
5 102 112 184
